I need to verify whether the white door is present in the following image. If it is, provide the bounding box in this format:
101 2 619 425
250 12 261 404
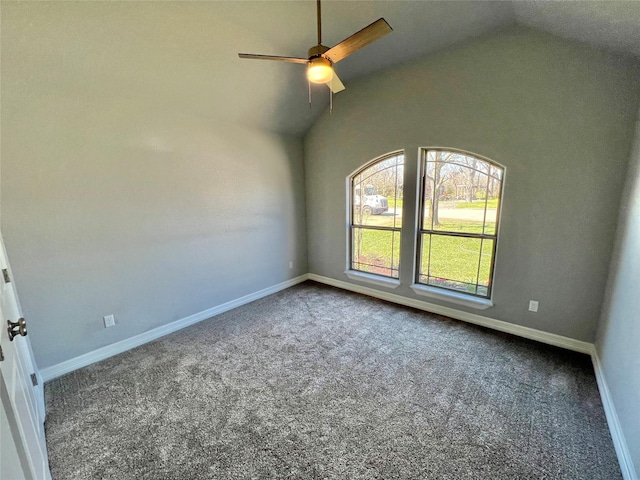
1 386 29 480
0 232 51 480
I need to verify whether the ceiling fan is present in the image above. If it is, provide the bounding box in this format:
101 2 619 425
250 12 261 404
238 0 392 95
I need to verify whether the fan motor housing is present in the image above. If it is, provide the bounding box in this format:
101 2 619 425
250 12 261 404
308 44 330 60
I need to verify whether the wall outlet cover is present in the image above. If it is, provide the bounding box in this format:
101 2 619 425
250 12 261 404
529 300 539 312
103 314 116 328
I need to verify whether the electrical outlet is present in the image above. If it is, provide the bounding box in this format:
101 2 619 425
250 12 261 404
289 261 293 269
528 301 539 312
103 314 116 328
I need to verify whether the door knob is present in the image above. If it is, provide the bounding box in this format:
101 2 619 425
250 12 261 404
7 317 27 341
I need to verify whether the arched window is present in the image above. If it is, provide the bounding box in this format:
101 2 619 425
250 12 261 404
348 152 404 279
416 149 504 298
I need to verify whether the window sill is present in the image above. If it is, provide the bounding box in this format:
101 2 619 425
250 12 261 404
410 284 493 310
344 270 401 289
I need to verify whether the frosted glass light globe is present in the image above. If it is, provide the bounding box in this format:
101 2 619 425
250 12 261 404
307 57 334 83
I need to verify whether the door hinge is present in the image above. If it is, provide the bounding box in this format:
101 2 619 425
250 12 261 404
0 345 4 362
31 373 38 386
2 268 10 283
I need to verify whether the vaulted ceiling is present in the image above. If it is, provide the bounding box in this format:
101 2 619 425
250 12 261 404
2 1 640 137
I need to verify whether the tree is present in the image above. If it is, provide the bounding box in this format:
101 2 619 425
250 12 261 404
364 160 403 199
426 151 453 226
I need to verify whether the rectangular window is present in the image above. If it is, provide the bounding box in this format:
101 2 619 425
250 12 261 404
416 149 503 298
350 152 404 279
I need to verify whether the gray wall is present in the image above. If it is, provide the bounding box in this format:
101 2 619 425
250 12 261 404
1 68 307 370
597 110 640 477
304 26 640 342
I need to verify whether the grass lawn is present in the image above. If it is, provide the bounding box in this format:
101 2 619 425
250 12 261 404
353 228 401 276
420 233 493 292
454 198 500 209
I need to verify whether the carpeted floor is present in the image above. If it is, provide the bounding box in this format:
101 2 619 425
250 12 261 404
44 281 620 479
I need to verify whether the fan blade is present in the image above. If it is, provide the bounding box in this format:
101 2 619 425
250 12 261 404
238 54 308 64
328 72 345 93
325 18 392 64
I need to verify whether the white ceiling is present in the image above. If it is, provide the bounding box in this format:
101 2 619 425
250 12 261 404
2 1 640 137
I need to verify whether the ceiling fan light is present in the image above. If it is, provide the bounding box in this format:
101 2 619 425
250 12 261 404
307 57 334 84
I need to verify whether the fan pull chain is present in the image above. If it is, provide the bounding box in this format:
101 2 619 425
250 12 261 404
309 80 312 109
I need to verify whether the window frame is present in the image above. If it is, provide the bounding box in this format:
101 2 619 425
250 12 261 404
414 148 505 301
346 151 404 286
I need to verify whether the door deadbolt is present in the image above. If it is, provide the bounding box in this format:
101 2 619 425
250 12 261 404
7 318 27 341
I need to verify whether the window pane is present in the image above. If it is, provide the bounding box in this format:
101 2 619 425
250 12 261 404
483 198 499 235
352 228 400 278
422 151 503 237
432 163 486 234
422 162 435 230
352 154 404 229
419 233 431 279
424 157 459 230
423 234 482 295
477 238 495 294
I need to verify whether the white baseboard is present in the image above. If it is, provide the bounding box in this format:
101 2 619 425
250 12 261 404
308 273 594 354
592 352 638 480
41 272 593 382
40 274 309 382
